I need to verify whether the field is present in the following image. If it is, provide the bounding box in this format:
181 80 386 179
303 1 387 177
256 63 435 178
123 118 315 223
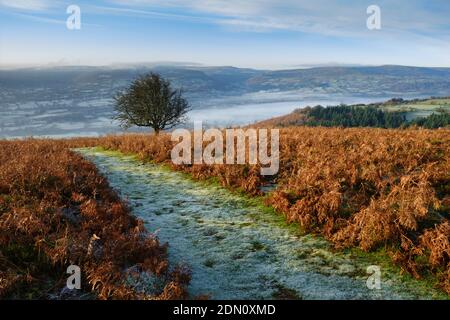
382 98 450 112
1 126 449 298
381 98 450 120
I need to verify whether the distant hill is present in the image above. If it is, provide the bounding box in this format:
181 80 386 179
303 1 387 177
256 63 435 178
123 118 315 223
253 97 450 129
2 64 450 137
246 66 450 96
2 65 450 99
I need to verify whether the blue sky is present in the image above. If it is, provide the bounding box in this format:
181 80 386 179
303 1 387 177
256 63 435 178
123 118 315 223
0 0 449 68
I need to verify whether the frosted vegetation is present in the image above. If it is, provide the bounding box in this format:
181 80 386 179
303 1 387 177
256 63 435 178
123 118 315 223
76 148 446 300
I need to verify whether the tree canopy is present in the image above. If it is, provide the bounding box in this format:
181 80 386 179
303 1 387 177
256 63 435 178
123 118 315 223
299 105 449 129
114 73 190 134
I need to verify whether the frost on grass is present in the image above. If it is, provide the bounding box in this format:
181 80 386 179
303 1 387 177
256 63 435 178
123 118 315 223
76 148 445 300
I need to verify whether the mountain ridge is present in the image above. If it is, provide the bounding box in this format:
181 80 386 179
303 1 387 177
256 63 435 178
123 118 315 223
2 64 450 137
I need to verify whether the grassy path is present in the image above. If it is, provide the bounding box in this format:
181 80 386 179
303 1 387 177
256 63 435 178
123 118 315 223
76 148 445 300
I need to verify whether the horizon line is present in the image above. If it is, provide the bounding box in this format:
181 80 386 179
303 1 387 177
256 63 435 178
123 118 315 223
1 62 450 71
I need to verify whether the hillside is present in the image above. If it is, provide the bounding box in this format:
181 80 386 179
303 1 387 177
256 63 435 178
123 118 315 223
0 140 190 299
88 128 450 296
1 126 449 299
2 65 450 137
254 97 450 128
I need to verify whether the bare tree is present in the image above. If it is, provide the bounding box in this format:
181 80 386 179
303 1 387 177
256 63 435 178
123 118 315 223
113 73 190 134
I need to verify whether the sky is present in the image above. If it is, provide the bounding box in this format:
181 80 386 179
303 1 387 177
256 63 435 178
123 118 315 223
0 0 449 69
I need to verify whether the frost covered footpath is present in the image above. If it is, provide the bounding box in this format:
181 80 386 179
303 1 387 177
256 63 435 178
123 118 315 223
76 148 445 300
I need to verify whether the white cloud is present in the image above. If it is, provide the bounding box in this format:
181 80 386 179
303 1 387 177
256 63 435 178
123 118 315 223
10 12 65 24
86 4 211 23
0 0 52 11
107 0 450 40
